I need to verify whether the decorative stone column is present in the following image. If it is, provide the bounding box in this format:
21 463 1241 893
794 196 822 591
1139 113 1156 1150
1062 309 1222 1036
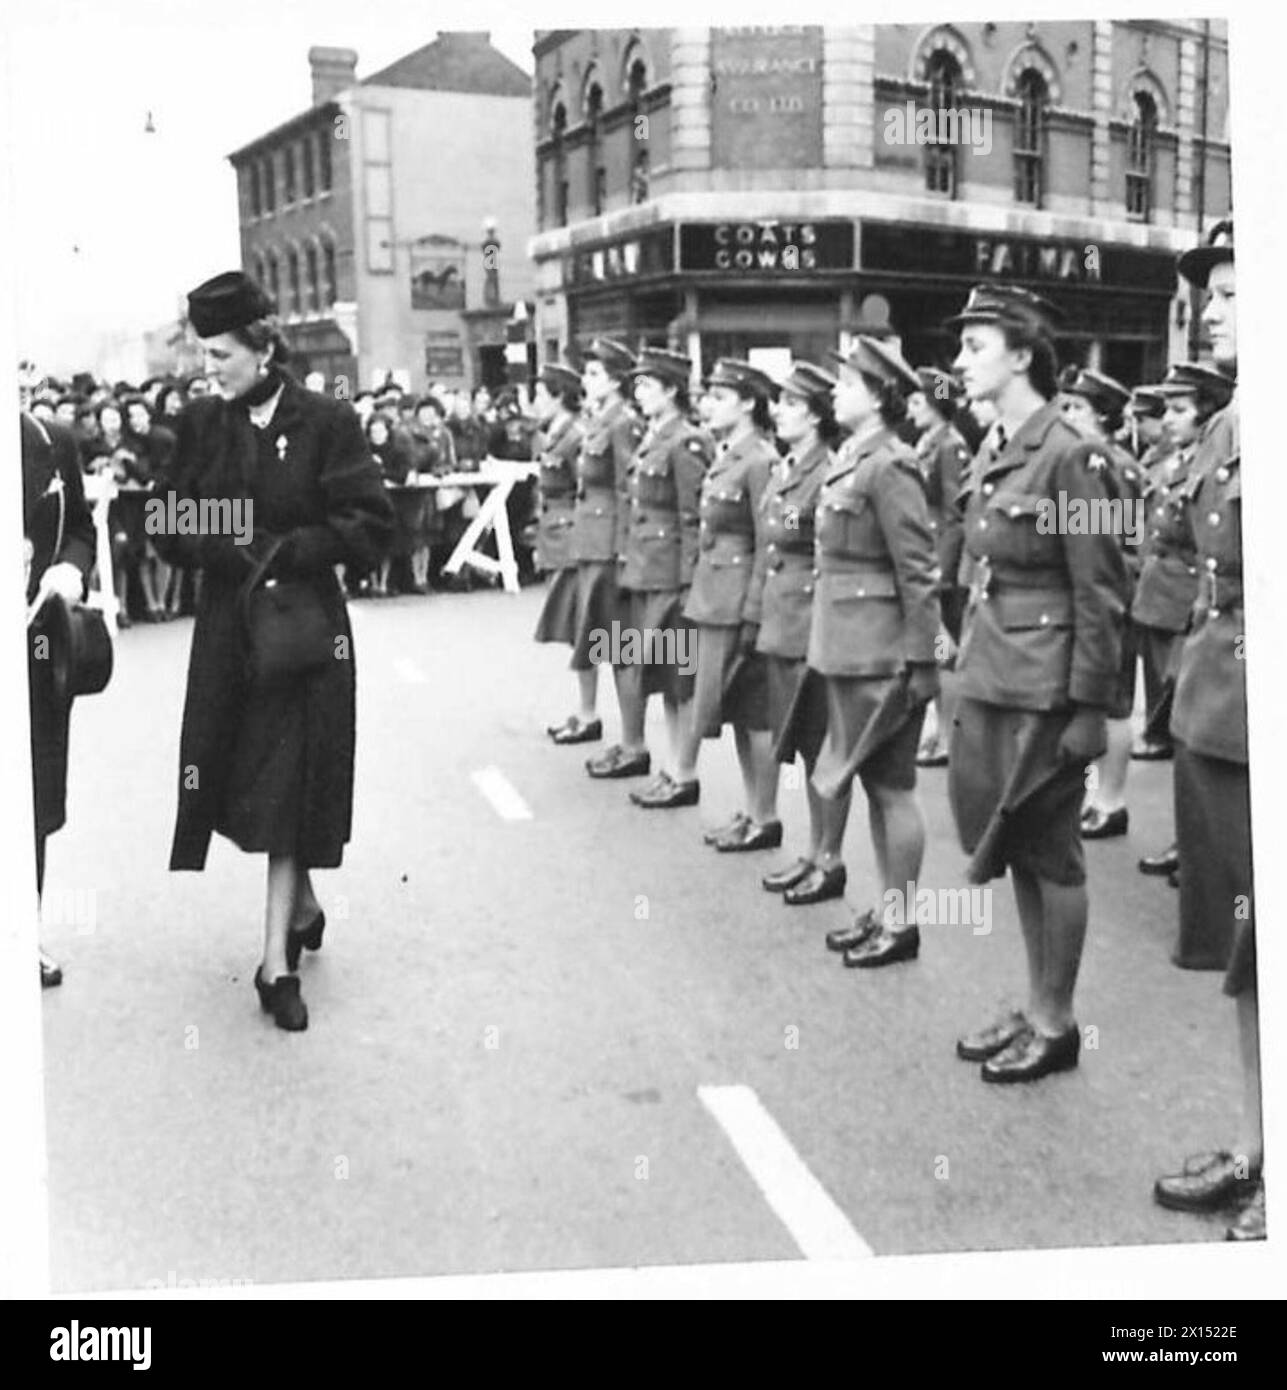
823 25 875 170
670 29 712 174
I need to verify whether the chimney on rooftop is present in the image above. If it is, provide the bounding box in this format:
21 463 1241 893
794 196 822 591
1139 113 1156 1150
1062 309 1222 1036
308 46 358 105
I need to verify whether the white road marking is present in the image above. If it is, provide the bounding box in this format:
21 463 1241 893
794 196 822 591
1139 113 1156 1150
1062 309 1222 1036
394 657 428 685
698 1083 873 1260
471 766 533 821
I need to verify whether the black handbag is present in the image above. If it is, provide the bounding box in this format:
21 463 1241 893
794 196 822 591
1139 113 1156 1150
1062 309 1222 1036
240 538 338 685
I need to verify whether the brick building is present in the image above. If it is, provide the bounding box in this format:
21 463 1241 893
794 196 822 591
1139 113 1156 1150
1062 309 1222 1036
528 22 1232 386
228 32 535 393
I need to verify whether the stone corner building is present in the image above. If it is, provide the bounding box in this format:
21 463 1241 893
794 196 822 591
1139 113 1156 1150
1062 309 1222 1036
228 32 536 394
528 22 1231 385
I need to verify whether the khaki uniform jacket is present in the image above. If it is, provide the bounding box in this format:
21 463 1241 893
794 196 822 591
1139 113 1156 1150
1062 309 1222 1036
917 420 970 591
806 426 941 678
1131 444 1200 633
1170 401 1244 764
955 400 1129 711
683 429 775 627
618 412 710 592
755 438 832 660
572 396 642 563
534 412 584 572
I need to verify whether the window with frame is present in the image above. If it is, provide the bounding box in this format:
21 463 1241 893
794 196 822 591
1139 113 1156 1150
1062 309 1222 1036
249 163 261 218
286 247 300 315
318 128 333 192
586 82 604 215
322 241 337 306
1014 70 1047 207
283 144 297 203
627 56 649 202
925 51 961 197
1126 91 1156 222
262 154 276 213
265 251 280 307
551 100 568 227
305 244 320 312
302 136 315 199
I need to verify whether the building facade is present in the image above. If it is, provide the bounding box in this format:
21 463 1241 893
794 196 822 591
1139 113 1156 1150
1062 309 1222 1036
228 33 536 394
528 22 1232 386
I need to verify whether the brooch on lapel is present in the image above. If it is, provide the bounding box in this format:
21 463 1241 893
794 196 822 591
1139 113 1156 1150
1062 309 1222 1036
1087 452 1107 474
275 434 289 462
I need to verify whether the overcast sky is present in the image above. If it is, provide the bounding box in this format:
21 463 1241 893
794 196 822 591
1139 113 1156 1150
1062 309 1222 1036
3 0 533 374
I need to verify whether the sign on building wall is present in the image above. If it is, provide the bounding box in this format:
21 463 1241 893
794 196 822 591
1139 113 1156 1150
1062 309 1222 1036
425 330 465 378
679 220 854 273
410 236 466 310
710 27 825 170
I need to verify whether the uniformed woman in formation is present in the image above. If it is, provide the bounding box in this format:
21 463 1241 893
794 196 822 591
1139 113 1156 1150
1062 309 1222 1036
798 337 941 968
157 271 393 1032
1152 220 1261 1240
907 367 971 768
1056 367 1142 842
1133 363 1233 889
585 349 709 804
532 363 586 677
756 362 843 894
547 339 642 747
946 284 1128 1083
665 359 778 843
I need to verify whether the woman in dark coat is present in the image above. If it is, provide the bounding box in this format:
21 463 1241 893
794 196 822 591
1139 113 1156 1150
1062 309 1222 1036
531 364 586 653
154 271 393 1031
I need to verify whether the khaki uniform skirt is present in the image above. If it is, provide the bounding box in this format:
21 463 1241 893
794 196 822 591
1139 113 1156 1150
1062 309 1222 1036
812 673 924 798
571 559 625 673
948 698 1087 886
533 565 579 646
1173 741 1255 993
690 623 770 739
768 657 827 770
623 588 696 702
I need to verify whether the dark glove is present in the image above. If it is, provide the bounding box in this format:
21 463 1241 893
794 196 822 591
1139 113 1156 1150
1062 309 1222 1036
905 662 940 704
1057 706 1108 764
737 621 760 655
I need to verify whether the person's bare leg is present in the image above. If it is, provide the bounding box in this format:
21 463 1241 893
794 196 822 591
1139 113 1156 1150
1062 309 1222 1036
671 696 699 783
1235 989 1264 1171
1034 877 1088 1035
615 665 647 754
293 867 322 930
815 786 852 870
1011 867 1047 1020
1086 718 1132 813
803 777 826 860
263 855 298 981
747 729 778 824
870 785 926 922
576 668 598 722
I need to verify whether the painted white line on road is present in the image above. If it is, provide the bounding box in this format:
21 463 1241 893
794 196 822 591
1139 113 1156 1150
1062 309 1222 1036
698 1084 873 1260
471 766 533 821
394 657 428 685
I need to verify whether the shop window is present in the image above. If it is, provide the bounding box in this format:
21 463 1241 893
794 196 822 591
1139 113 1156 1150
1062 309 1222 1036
925 52 961 198
1014 70 1047 207
1126 92 1156 222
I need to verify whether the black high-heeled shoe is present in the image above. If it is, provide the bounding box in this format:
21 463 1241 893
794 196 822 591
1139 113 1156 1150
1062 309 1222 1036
253 967 308 1031
285 911 326 973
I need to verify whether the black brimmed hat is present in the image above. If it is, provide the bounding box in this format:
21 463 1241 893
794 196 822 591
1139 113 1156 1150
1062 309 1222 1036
187 270 275 338
1059 366 1132 413
914 366 963 404
630 347 692 389
1177 218 1233 290
1152 361 1236 406
779 360 838 408
538 363 583 396
581 337 636 378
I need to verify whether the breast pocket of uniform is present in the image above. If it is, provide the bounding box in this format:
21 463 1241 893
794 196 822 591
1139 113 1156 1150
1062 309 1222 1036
988 496 1060 568
636 463 675 508
817 490 874 552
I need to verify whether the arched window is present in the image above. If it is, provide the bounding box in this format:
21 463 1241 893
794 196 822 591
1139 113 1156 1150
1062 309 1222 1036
925 51 962 197
626 54 649 203
305 243 320 312
551 98 569 227
322 239 337 307
265 250 280 309
286 246 300 315
1014 70 1048 207
586 79 605 216
1126 91 1157 222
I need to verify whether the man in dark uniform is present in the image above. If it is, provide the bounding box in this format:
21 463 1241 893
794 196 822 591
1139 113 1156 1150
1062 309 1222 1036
1152 221 1263 1241
23 411 97 987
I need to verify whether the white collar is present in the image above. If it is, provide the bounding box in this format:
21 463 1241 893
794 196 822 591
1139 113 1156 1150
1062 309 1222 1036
247 384 285 430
